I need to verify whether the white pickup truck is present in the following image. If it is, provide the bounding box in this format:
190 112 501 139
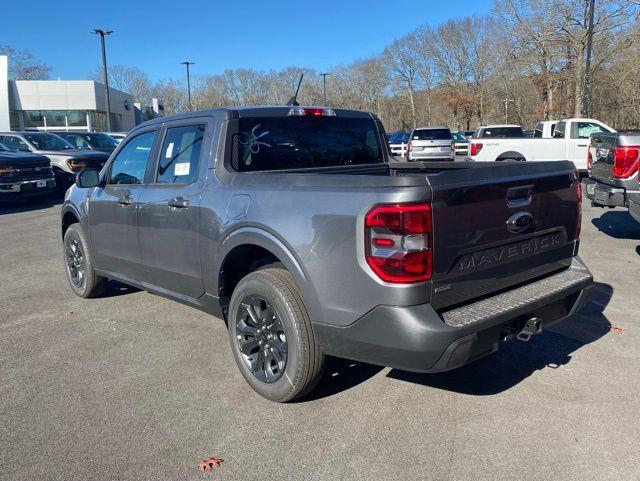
468 118 615 171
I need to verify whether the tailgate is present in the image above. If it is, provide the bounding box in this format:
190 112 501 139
589 132 618 183
426 161 580 310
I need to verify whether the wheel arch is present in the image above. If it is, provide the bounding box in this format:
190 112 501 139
61 207 81 239
496 150 527 161
216 227 312 315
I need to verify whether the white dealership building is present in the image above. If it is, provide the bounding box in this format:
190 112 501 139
0 55 154 133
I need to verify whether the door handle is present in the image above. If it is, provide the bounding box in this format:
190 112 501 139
117 195 133 206
577 144 588 147
168 196 189 209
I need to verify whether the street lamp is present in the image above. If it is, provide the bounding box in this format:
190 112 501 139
180 61 195 111
319 73 329 105
92 29 113 131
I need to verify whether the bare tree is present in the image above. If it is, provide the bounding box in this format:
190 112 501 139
384 35 421 126
0 45 51 80
92 65 152 103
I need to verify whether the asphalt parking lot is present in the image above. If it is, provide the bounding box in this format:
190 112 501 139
1 189 639 481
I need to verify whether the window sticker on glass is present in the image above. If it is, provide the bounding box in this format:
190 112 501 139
174 162 190 176
165 142 175 158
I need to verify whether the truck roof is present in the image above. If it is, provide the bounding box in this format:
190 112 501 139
134 105 376 130
479 124 522 129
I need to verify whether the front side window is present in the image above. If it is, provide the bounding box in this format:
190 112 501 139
23 133 74 151
156 124 205 184
0 135 31 152
576 122 610 139
109 131 156 185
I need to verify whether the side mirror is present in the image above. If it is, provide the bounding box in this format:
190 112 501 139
76 168 100 188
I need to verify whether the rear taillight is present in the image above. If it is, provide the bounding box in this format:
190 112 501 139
407 142 413 152
587 148 592 170
470 143 483 156
365 203 432 283
613 146 640 178
451 141 456 152
575 180 582 240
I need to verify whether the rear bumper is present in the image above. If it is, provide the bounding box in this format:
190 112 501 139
0 177 56 196
584 177 626 207
408 152 455 161
314 257 593 373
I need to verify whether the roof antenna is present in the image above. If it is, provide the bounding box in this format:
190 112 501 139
286 74 304 106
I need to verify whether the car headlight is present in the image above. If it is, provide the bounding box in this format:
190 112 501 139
0 167 16 175
67 159 87 171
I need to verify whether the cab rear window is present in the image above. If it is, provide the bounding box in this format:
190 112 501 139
231 116 384 171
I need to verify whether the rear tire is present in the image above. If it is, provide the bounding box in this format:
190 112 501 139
228 268 324 402
63 223 107 298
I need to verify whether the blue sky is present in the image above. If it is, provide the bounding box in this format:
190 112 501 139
3 0 492 81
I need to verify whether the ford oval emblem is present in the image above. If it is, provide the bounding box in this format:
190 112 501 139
506 211 534 233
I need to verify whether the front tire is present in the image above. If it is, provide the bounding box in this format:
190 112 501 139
228 268 324 402
63 223 107 298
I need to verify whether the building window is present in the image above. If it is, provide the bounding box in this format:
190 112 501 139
9 111 21 130
21 110 89 129
91 111 107 131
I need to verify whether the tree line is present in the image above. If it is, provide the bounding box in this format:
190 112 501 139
3 0 640 131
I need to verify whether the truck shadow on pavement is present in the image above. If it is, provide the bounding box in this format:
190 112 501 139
591 210 640 240
386 282 613 396
302 282 613 401
0 195 62 215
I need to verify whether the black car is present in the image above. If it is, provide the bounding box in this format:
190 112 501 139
55 132 119 154
0 142 55 199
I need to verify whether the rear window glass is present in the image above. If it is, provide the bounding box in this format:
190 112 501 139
412 129 451 140
232 117 383 171
479 127 524 138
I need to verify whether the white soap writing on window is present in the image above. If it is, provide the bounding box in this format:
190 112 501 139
165 142 174 158
174 162 190 176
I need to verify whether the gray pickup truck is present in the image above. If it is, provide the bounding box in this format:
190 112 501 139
585 131 640 211
60 106 593 402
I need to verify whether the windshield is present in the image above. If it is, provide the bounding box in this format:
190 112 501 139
23 133 74 151
412 129 451 141
480 127 524 138
84 133 119 149
233 116 384 171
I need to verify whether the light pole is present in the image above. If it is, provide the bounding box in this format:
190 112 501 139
582 0 595 117
503 98 515 124
319 73 329 105
180 61 195 111
92 29 113 131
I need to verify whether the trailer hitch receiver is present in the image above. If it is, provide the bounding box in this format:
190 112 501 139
517 317 543 342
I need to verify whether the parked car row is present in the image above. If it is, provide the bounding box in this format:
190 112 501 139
584 130 640 225
0 131 127 200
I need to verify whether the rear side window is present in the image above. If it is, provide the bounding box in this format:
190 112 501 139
412 129 451 140
109 131 156 185
534 123 543 138
232 116 383 171
480 127 524 138
553 122 566 139
156 124 205 184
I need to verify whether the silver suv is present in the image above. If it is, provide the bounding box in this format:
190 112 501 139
407 126 454 161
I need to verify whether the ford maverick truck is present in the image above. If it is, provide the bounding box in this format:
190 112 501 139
60 106 593 402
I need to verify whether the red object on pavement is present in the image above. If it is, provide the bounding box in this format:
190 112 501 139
199 457 224 472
